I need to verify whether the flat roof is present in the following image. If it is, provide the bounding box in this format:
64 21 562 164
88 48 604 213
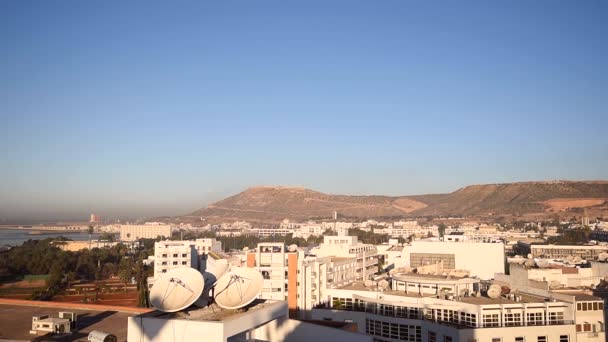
139 299 281 322
392 272 471 281
0 303 134 341
336 282 431 299
559 292 602 301
459 293 547 305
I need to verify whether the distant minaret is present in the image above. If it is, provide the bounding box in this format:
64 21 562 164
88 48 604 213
333 211 338 220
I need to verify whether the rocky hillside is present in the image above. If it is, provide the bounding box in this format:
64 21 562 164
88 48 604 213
184 181 608 222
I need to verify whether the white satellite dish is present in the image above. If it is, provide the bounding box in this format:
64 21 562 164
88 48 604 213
378 280 389 290
195 259 230 307
598 253 608 261
487 285 501 299
214 267 263 310
288 244 298 252
364 280 374 287
149 267 205 312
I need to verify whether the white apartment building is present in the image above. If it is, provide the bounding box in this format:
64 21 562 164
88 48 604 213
119 223 172 241
194 238 222 255
247 240 368 319
312 278 605 342
254 228 295 238
313 236 379 281
153 239 223 279
153 241 198 279
402 240 505 280
530 245 608 260
296 254 360 318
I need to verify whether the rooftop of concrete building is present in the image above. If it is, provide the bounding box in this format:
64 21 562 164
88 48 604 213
139 299 281 322
0 299 146 341
336 281 553 305
336 281 437 299
557 291 603 301
391 272 472 281
459 293 547 305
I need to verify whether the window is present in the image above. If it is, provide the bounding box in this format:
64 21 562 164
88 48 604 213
492 339 501 342
537 337 546 342
428 332 436 342
365 319 421 342
559 335 568 342
527 312 543 326
593 302 598 311
182 253 187 257
172 254 178 257
600 302 604 310
162 254 167 257
548 311 564 324
172 261 178 265
181 261 187 265
460 312 476 328
483 314 500 327
504 313 522 327
444 337 452 342
515 337 524 342
576 324 582 332
583 323 591 332
577 303 582 311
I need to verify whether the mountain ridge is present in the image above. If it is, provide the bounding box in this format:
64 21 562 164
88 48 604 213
183 180 608 222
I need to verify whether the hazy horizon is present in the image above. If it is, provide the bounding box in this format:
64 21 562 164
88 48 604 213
2 1 607 221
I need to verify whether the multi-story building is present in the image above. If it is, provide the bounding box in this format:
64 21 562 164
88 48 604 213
530 245 608 260
312 275 605 342
313 236 379 281
401 240 505 280
194 238 222 255
254 228 295 238
153 241 198 279
247 240 369 318
119 223 172 241
153 239 223 279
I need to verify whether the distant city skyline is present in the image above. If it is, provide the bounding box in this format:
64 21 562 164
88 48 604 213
2 1 607 221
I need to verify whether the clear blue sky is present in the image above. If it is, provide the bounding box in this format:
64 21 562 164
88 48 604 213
1 1 607 221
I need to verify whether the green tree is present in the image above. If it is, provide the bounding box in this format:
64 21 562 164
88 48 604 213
437 223 447 239
118 257 134 283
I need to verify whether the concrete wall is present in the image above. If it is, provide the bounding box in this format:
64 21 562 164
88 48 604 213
403 241 505 280
252 318 372 342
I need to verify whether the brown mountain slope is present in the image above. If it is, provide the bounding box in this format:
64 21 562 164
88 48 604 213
411 181 608 216
189 186 426 221
186 181 608 222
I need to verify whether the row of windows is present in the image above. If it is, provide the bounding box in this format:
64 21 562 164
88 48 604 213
576 301 604 311
491 337 568 342
576 322 604 333
160 253 189 258
365 319 421 342
159 261 188 266
482 311 564 327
